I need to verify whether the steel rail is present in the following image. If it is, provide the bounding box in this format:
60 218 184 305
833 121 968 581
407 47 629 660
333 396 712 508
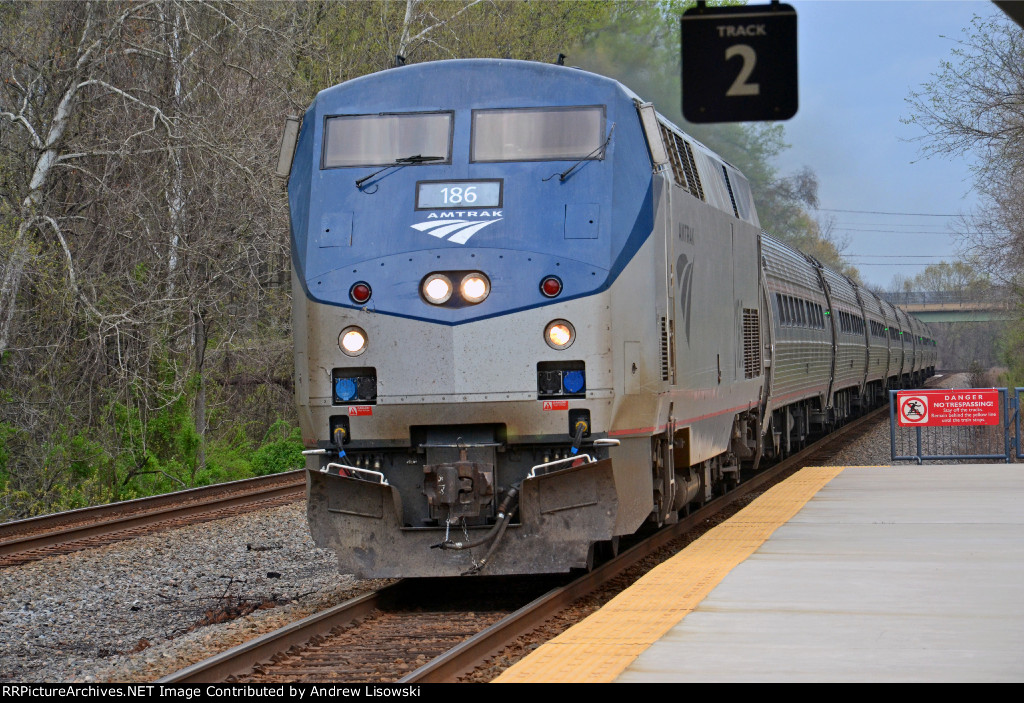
157 584 399 684
0 471 305 559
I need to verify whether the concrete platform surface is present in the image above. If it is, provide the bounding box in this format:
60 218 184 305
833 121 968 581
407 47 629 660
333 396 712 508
617 465 1024 682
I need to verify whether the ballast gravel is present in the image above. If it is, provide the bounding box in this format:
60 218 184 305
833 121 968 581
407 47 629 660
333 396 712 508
0 502 372 683
0 373 980 684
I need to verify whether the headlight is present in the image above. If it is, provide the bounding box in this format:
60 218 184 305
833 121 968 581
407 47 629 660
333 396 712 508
422 274 453 304
460 273 490 304
545 320 575 350
339 326 367 356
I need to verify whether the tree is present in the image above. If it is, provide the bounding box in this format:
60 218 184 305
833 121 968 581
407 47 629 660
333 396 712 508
905 11 1024 379
0 1 305 514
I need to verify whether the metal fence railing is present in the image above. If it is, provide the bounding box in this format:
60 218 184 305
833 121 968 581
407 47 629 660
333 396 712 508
1016 388 1024 461
890 388 1020 464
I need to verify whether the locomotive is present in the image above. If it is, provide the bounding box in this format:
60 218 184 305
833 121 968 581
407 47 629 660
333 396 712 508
282 59 935 578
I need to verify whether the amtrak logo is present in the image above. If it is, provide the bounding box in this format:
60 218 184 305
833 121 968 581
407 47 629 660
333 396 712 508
410 211 503 245
676 253 694 345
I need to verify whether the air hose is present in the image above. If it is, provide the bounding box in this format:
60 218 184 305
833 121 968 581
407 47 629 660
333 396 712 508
431 484 520 552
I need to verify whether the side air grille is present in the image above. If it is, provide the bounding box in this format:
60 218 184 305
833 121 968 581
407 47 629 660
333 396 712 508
660 317 670 381
722 165 739 218
743 308 761 379
658 123 705 201
680 140 705 201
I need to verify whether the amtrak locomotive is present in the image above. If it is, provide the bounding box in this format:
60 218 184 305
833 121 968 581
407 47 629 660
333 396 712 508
283 59 935 578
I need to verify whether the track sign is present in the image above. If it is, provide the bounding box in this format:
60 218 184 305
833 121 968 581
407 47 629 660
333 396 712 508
681 2 798 123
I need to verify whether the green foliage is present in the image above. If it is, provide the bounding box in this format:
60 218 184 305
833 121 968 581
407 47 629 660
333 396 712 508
997 310 1024 387
251 421 304 477
0 421 20 489
197 441 254 486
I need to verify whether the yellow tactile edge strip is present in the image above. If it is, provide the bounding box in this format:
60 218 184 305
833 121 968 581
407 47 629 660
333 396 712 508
494 465 846 683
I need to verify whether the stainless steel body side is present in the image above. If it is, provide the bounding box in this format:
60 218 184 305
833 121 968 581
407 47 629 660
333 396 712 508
761 235 830 410
880 298 905 384
863 289 890 385
821 268 866 398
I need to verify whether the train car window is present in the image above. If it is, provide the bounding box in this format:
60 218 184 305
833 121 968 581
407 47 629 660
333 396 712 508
322 112 452 168
471 106 605 162
798 299 807 327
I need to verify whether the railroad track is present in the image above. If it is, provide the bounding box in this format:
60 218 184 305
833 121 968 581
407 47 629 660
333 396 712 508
0 471 306 567
159 400 897 684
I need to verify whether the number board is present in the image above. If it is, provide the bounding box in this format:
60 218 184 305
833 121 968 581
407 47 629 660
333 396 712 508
416 180 502 209
681 2 798 123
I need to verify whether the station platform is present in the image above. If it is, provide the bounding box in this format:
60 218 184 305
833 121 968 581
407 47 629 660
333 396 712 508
494 465 1024 683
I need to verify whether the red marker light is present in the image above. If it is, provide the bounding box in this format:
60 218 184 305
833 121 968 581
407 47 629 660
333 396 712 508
540 276 562 298
350 282 372 304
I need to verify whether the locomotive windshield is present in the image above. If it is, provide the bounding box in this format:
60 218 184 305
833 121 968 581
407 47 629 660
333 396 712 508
471 106 604 162
322 111 452 168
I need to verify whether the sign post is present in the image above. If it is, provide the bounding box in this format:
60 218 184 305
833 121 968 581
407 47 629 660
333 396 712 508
681 1 798 123
890 388 1010 464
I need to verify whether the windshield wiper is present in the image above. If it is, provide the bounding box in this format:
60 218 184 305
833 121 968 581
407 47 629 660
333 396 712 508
355 155 444 189
543 122 616 183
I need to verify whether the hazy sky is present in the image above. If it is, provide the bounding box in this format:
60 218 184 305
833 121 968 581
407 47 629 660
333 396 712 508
771 0 999 288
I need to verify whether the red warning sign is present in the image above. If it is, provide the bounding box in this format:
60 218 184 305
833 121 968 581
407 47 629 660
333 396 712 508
542 400 569 411
347 405 373 417
896 389 999 427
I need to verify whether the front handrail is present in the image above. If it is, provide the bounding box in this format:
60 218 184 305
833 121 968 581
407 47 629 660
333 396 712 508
528 454 595 479
324 463 389 485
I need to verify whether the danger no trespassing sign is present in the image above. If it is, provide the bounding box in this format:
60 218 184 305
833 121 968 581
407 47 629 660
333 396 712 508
896 389 1000 427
